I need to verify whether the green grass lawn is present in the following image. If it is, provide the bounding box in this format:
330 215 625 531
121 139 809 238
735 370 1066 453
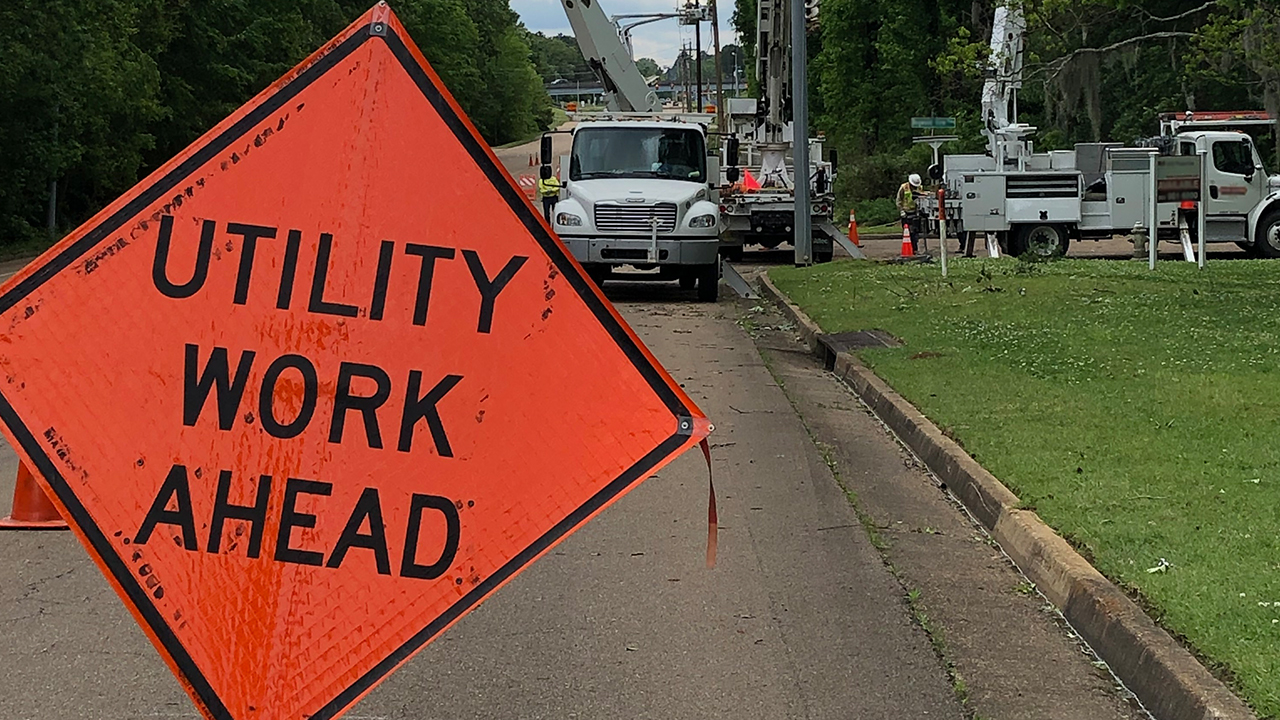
771 257 1280 717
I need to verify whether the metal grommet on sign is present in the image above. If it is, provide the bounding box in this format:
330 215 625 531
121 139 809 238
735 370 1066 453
677 417 693 436
370 22 387 36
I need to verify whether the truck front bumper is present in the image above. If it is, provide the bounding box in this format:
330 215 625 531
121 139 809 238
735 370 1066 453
720 213 835 250
560 236 720 266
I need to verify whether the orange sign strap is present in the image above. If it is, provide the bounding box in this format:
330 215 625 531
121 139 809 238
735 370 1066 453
700 438 717 569
0 4 709 720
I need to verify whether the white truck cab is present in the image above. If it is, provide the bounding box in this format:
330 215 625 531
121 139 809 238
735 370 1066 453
1176 131 1280 255
549 118 723 300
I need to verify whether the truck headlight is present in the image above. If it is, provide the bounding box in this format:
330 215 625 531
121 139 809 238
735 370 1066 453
689 214 717 228
556 212 583 227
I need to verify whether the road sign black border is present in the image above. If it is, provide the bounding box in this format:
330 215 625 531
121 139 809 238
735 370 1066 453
0 21 695 720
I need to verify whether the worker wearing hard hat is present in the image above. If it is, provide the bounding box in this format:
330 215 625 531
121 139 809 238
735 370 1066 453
896 173 925 254
538 173 563 223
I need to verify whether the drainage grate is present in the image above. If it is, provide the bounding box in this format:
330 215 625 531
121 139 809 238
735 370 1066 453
820 330 901 354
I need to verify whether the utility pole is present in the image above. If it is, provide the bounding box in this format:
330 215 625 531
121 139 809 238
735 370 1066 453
791 0 811 265
684 43 694 112
694 3 703 112
710 0 725 128
47 101 60 240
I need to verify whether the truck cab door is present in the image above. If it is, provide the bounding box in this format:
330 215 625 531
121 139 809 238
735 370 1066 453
1206 137 1265 218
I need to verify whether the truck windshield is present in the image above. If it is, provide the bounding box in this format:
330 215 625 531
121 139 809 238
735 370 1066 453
570 127 706 183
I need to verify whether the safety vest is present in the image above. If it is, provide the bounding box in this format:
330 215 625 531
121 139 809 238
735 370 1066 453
538 176 562 198
897 182 922 212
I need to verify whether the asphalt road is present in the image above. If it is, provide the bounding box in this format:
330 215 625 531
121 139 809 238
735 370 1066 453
0 279 963 719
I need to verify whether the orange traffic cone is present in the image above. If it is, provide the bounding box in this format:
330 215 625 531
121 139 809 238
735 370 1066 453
900 224 914 258
0 462 68 530
528 154 534 167
848 210 861 247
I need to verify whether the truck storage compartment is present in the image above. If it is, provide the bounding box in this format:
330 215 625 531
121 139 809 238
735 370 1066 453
959 174 1008 232
1005 173 1082 224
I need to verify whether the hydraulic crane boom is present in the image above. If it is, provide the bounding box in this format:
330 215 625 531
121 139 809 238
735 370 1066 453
753 0 793 186
559 0 661 113
981 2 1034 167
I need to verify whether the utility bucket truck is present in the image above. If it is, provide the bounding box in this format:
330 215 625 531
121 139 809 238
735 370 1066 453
718 0 837 262
545 0 724 300
925 3 1280 258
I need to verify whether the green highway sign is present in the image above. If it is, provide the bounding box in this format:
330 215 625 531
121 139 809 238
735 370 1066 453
911 117 957 130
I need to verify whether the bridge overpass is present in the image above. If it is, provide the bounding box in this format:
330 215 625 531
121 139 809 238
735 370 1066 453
545 79 748 100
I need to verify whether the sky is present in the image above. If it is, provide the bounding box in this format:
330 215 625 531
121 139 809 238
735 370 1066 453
510 0 739 67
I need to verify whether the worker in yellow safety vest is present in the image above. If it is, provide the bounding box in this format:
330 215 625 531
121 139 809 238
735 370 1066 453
896 173 925 254
538 173 563 223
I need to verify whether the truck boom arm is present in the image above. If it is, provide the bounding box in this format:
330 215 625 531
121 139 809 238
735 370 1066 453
560 0 661 113
981 2 1034 166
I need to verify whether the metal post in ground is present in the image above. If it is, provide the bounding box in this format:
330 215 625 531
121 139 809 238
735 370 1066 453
1197 149 1207 269
938 188 948 277
791 0 811 266
1148 150 1158 270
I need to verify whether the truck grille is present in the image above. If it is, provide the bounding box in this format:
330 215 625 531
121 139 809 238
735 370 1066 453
594 203 678 234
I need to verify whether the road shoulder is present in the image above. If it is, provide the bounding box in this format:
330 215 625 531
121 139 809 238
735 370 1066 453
739 288 1148 720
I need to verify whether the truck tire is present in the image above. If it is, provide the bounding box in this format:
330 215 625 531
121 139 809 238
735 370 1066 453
720 245 745 262
1255 209 1280 259
679 272 697 290
814 248 834 263
1015 224 1069 258
696 263 719 302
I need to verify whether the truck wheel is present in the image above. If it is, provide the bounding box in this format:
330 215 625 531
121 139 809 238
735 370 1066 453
696 263 719 302
679 272 697 290
1255 209 1280 259
1016 224 1069 258
814 248 834 263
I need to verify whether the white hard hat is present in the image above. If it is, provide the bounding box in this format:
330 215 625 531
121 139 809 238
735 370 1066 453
909 173 922 187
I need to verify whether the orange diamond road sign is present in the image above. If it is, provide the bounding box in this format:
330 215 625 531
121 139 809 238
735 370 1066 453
0 4 709 719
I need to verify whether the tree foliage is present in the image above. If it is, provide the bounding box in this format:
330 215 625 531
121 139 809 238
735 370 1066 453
0 0 551 246
734 0 1280 201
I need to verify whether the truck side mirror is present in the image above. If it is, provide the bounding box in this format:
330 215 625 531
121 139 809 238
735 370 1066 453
815 168 828 195
726 166 741 184
726 136 740 167
928 163 943 180
829 149 838 172
540 135 553 166
539 165 553 181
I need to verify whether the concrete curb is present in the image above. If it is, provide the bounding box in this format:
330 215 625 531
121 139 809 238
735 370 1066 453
756 272 1256 720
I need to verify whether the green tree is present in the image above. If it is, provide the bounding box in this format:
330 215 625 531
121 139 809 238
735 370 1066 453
0 0 167 243
636 58 663 78
0 0 553 246
527 32 593 83
461 0 551 141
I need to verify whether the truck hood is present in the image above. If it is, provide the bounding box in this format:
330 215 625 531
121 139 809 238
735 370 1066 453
566 178 707 207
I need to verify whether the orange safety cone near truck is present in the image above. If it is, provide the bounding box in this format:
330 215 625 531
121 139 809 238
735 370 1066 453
848 209 861 247
0 462 68 530
900 223 914 258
